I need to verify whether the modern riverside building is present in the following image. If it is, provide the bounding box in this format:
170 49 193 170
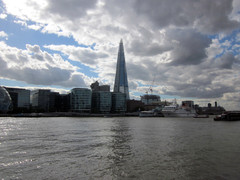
92 91 112 113
59 94 70 112
49 92 61 112
70 88 92 112
112 92 126 113
5 87 30 110
114 39 130 99
141 94 161 105
0 86 12 113
31 89 50 112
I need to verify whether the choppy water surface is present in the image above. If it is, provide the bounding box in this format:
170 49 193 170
1 117 240 179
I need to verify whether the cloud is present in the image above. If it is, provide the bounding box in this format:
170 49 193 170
215 53 237 69
1 0 240 109
0 42 89 88
46 0 98 20
129 38 172 57
44 44 109 68
133 0 239 34
0 13 7 19
0 31 8 39
166 29 211 66
3 0 240 45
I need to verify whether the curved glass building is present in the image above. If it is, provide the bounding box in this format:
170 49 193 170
0 86 12 113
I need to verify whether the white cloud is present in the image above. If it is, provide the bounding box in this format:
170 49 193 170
0 41 92 88
14 20 27 26
0 13 7 19
44 44 110 68
0 31 8 39
28 24 42 31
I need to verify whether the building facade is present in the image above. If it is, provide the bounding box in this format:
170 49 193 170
113 39 130 99
127 99 144 112
92 91 112 113
90 81 110 92
141 94 161 105
182 101 194 108
59 94 70 112
70 88 92 112
5 87 30 110
49 92 61 112
31 89 50 112
112 92 126 113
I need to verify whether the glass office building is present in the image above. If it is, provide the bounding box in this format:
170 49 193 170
92 91 112 113
31 89 51 112
70 88 92 112
112 92 126 113
5 87 30 109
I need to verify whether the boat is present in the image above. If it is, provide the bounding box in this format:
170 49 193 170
162 102 197 117
139 110 156 117
214 111 240 121
194 114 209 118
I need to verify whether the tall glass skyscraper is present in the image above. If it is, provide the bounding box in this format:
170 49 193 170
114 39 130 99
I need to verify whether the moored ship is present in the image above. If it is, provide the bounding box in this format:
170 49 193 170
214 111 240 121
162 100 197 117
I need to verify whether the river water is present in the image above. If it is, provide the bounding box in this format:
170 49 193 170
0 117 240 179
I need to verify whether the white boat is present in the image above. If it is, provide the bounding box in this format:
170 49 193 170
162 103 197 117
139 110 156 117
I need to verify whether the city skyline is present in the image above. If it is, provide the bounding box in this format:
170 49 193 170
0 0 240 110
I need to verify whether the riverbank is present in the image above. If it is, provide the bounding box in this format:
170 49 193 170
0 112 140 117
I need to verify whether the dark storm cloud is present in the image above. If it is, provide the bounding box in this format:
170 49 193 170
215 53 237 69
129 39 172 57
167 29 211 66
10 67 72 85
133 0 239 33
165 84 235 99
150 63 239 99
127 62 151 81
160 71 236 99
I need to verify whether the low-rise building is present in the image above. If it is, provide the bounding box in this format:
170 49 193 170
126 99 144 112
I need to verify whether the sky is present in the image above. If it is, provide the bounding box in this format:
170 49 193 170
0 0 240 110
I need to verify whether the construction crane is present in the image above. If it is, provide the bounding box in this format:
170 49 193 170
146 75 155 95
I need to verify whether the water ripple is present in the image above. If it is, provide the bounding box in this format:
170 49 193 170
0 117 240 179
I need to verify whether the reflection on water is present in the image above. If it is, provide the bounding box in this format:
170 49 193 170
109 118 133 178
0 117 240 179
